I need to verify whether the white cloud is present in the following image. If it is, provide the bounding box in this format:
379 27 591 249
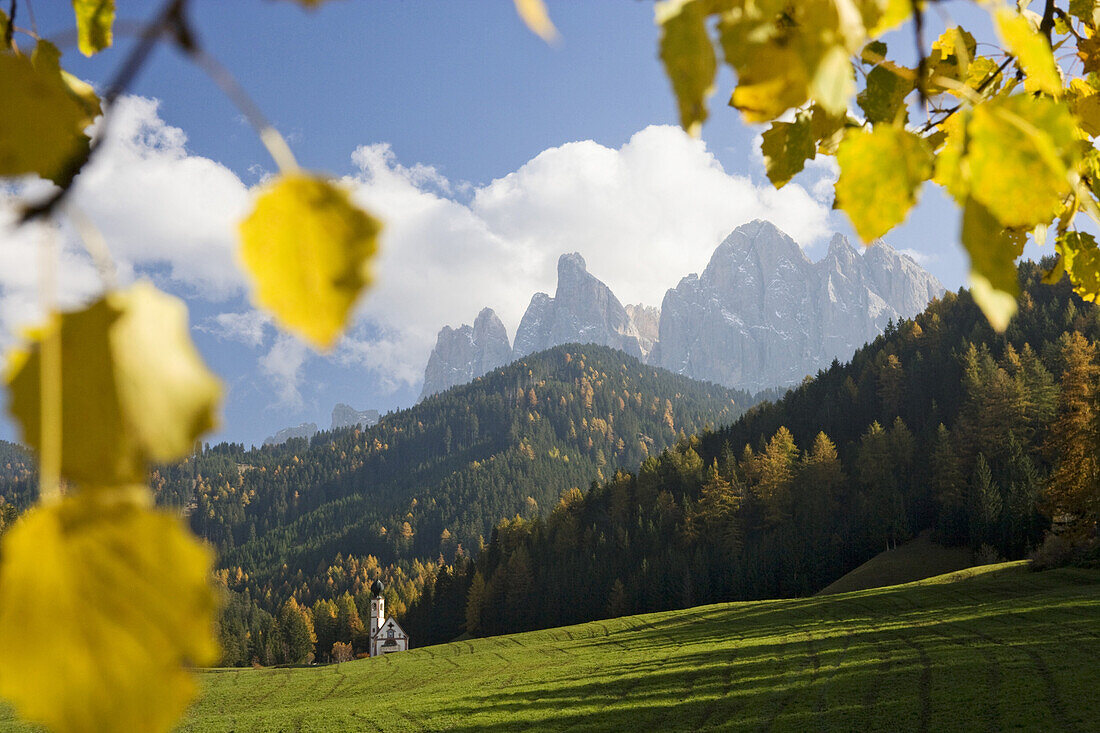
1 103 834 404
259 333 310 409
198 310 271 348
340 125 832 390
898 248 938 266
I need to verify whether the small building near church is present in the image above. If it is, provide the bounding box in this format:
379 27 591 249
367 579 410 657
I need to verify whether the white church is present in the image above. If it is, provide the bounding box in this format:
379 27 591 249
366 579 410 657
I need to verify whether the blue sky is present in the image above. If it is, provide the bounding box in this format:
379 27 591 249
2 1 1011 446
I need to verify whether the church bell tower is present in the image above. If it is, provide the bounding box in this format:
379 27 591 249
369 579 386 637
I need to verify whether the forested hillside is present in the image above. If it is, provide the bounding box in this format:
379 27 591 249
404 261 1100 645
0 344 752 664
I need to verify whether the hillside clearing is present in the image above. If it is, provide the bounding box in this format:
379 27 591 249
170 563 1099 731
817 530 976 596
3 562 1095 731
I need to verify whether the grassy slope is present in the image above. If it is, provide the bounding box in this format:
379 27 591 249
164 564 1099 732
817 531 976 596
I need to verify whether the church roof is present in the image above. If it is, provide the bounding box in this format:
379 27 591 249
371 616 408 641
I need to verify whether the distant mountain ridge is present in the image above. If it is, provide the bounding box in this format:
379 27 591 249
264 404 381 447
420 220 943 398
651 221 944 392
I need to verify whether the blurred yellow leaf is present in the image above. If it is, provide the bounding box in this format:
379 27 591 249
6 283 222 486
0 494 219 733
513 0 558 43
961 197 1025 331
0 41 99 183
657 0 717 136
994 9 1061 97
239 173 382 350
967 95 1079 229
730 44 812 123
72 0 115 56
1056 231 1100 302
863 0 910 36
835 125 932 241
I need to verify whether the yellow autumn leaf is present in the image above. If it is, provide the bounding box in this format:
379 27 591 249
966 95 1079 229
0 41 99 184
657 0 717 136
835 125 933 241
72 0 115 56
994 9 1061 97
961 197 1026 331
6 283 222 486
730 44 812 123
513 0 559 43
0 494 219 733
239 173 382 350
1056 231 1100 302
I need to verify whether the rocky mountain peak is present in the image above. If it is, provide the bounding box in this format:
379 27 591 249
513 254 646 360
420 307 513 401
653 222 944 393
331 404 380 431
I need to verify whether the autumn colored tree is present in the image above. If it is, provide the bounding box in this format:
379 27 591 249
1045 332 1100 534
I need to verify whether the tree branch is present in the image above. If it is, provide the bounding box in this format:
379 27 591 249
20 0 189 223
1040 0 1056 48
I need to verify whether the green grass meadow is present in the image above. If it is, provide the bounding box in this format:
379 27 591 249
169 563 1100 732
1 562 1096 731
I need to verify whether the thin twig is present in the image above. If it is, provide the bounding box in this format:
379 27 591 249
913 0 929 109
1040 0 1056 48
180 46 299 172
22 0 34 36
917 55 1014 133
20 0 189 224
4 0 15 48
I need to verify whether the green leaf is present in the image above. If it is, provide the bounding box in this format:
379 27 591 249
994 9 1061 97
239 173 382 350
1056 231 1100 302
0 494 219 733
760 111 815 188
966 95 1079 229
961 197 1025 331
6 284 222 487
835 125 933 241
0 41 99 184
857 62 914 124
657 0 717 136
72 0 114 56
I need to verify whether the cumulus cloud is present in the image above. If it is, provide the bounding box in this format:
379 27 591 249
339 125 832 390
259 334 311 409
0 96 249 345
198 310 271 348
1 101 834 405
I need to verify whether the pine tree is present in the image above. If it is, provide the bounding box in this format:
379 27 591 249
1045 332 1100 536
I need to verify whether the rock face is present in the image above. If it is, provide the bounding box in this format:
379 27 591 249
625 304 661 358
513 253 647 360
263 423 318 447
650 220 944 393
420 307 513 401
331 404 380 431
